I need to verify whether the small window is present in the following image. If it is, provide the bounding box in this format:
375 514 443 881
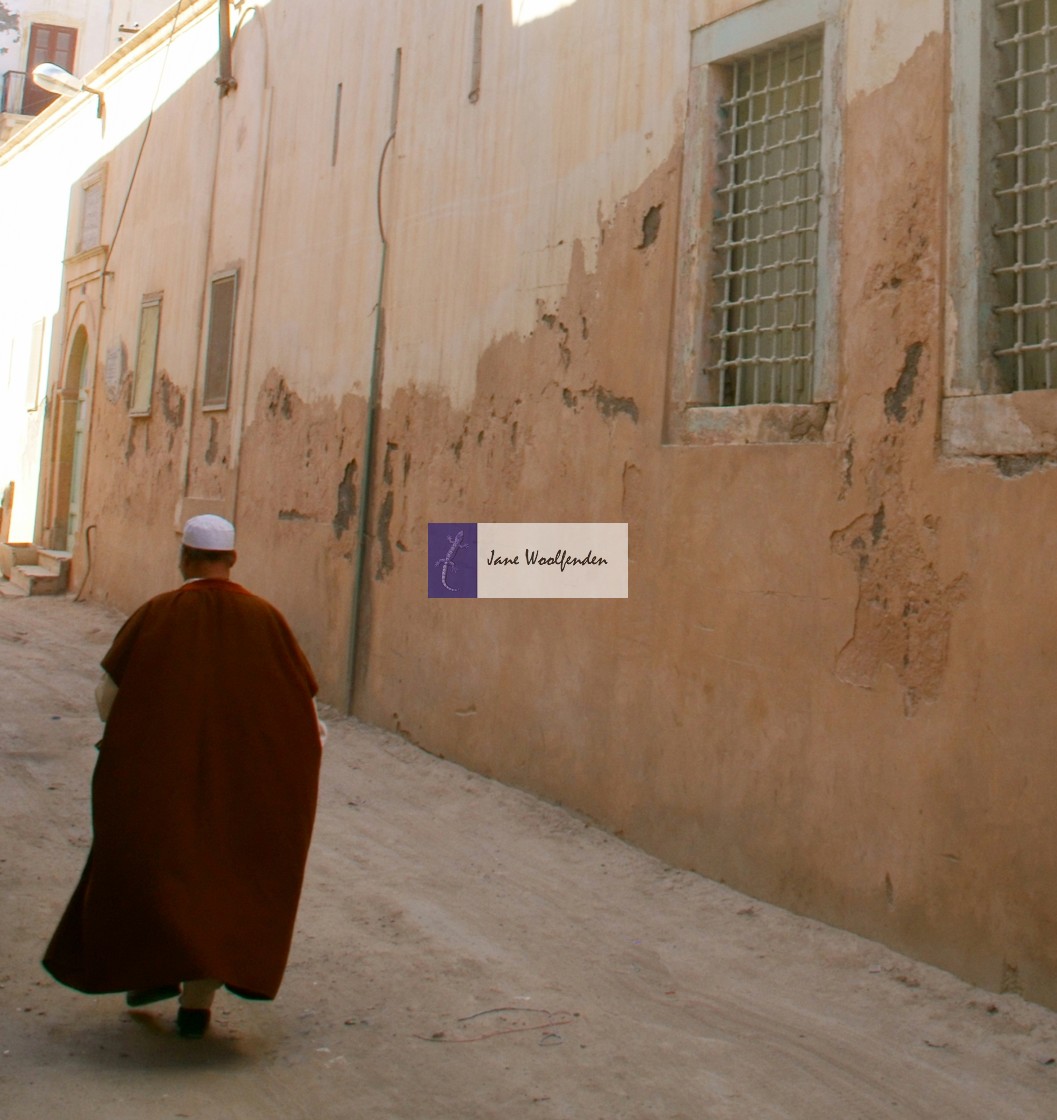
79 175 104 254
666 0 843 445
26 317 46 410
202 271 238 409
130 296 161 415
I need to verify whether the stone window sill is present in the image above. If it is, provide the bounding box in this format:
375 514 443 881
941 390 1057 458
673 402 834 446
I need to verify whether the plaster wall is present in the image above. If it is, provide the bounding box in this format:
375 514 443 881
10 0 1057 1012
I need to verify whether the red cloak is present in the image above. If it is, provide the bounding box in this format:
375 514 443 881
43 579 321 1000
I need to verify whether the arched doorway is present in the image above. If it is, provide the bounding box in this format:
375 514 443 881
48 326 90 550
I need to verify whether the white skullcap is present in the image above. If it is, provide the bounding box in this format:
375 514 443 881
182 514 236 551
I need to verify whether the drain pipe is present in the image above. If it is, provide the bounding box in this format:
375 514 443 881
345 48 401 714
217 0 237 95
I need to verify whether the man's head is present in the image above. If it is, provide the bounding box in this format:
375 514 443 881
179 515 237 580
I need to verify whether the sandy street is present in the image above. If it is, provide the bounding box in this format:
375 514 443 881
1 594 1056 1119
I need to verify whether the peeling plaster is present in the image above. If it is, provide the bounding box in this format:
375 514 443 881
884 342 924 424
845 0 944 102
832 503 970 715
636 204 662 250
332 459 357 538
833 35 967 717
592 385 639 423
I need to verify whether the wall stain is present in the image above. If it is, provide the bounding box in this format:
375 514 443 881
558 383 638 423
542 314 572 367
279 509 312 521
158 373 185 429
375 489 395 580
204 417 219 465
994 454 1056 478
266 372 295 419
332 459 358 538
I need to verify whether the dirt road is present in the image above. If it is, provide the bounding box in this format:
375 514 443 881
2 594 1056 1119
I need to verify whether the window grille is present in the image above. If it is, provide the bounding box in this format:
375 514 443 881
708 35 823 406
994 0 1057 391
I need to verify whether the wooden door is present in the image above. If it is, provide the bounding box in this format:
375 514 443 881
24 24 78 116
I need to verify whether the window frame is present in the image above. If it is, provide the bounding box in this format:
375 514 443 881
130 294 162 417
944 0 1057 458
666 0 844 445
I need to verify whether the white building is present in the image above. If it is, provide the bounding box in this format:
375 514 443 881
0 0 171 140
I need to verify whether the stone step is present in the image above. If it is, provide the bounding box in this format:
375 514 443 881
0 542 36 579
10 564 66 596
0 577 29 598
36 549 72 577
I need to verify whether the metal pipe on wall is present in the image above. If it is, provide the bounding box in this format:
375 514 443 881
345 46 402 714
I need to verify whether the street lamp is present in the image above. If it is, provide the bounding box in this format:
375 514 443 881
32 62 105 118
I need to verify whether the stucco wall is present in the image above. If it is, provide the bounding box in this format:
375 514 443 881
11 0 1057 1012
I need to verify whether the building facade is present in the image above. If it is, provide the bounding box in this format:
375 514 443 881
3 0 1057 1011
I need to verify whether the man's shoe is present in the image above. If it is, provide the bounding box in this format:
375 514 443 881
126 985 181 1007
176 1007 211 1039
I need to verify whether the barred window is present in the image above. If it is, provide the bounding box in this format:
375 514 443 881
667 0 842 446
942 1 1057 456
993 0 1057 391
709 35 823 406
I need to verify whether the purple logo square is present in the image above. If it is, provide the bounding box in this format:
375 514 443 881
428 523 477 598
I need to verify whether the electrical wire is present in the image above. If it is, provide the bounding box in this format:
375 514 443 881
100 0 186 308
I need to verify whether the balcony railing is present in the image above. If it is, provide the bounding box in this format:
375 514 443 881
1 70 56 117
1 70 28 115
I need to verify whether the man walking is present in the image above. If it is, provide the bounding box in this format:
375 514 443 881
43 515 323 1039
